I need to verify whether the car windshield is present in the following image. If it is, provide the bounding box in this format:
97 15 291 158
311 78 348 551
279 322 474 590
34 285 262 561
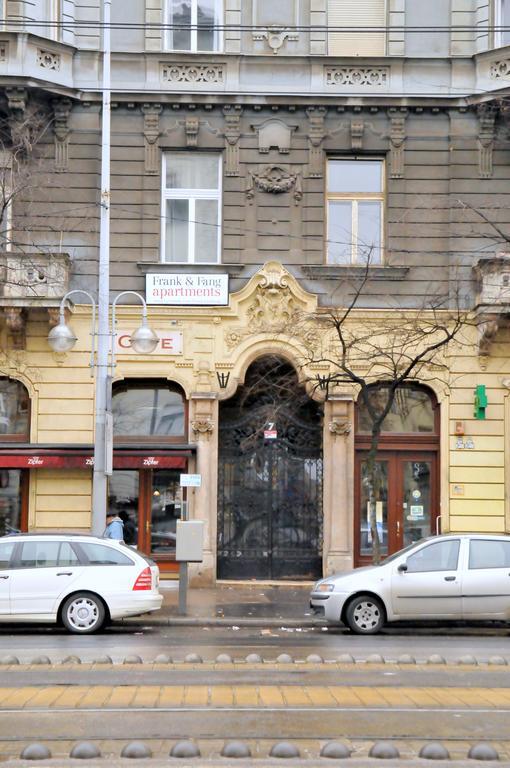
381 539 429 564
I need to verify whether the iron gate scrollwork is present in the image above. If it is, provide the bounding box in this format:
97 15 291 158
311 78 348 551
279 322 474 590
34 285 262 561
217 358 323 580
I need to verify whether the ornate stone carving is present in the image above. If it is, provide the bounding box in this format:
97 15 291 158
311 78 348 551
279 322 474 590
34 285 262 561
161 63 224 84
191 419 214 435
252 118 297 154
185 116 199 147
328 419 352 437
53 98 72 172
2 308 27 349
490 60 510 79
223 105 242 177
351 120 364 150
325 67 389 87
246 165 302 204
306 107 327 178
142 104 162 174
388 108 407 179
252 26 299 54
477 103 498 179
247 266 298 331
5 87 27 118
37 49 61 71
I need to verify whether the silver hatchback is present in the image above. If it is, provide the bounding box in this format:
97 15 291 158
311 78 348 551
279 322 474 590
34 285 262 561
310 534 510 634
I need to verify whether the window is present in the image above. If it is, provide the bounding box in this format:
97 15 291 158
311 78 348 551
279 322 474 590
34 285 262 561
0 542 15 570
165 0 222 52
162 153 221 264
357 385 436 434
327 159 384 265
406 540 460 573
327 0 386 56
76 542 134 566
0 151 12 252
0 379 30 439
496 0 510 46
18 541 60 568
469 539 510 569
112 380 186 441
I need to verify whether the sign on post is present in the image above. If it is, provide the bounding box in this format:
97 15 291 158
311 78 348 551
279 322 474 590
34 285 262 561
180 474 202 487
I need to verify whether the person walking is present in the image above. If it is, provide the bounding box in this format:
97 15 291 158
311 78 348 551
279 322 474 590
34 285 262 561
103 512 124 541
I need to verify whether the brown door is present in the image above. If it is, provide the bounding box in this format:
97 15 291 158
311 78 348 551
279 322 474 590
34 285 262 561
355 452 438 566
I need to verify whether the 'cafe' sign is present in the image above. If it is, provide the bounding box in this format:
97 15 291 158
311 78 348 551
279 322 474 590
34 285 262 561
146 273 229 306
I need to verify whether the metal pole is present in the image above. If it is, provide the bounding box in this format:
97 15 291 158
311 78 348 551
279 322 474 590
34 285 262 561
91 0 111 536
178 498 189 615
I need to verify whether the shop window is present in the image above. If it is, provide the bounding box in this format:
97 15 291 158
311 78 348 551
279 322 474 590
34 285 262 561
496 0 510 46
112 380 186 442
327 159 384 265
0 378 30 440
165 0 222 52
327 0 386 56
161 152 222 264
357 385 436 434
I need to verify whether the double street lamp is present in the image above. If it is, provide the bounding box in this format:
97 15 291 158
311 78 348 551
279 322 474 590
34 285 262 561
48 289 159 535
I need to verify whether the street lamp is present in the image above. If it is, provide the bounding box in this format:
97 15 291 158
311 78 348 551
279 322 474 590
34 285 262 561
48 289 159 535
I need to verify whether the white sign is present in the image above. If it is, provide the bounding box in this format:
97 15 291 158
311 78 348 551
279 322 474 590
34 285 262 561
180 473 202 487
146 274 229 306
115 330 183 355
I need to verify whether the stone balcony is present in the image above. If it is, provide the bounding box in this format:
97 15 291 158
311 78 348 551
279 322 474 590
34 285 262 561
472 253 510 360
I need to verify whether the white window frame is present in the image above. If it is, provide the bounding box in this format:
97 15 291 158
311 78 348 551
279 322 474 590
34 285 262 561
161 152 222 264
326 158 385 266
495 0 510 46
165 0 223 53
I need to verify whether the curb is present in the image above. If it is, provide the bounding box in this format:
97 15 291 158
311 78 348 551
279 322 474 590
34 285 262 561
120 616 326 628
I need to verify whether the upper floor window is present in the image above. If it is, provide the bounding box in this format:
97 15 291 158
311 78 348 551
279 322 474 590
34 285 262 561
165 0 222 52
112 380 186 442
357 385 436 434
327 159 384 265
0 378 30 440
495 0 510 46
162 152 221 264
327 0 386 56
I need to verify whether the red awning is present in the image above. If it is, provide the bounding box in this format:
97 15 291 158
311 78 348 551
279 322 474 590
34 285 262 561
0 449 191 470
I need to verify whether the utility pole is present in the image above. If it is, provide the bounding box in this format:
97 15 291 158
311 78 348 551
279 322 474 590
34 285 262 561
91 0 111 536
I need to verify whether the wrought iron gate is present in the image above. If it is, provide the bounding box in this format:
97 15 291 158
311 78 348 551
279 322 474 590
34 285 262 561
217 400 323 580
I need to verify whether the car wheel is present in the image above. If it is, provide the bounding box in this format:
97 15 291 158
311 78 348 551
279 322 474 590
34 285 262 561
61 592 106 634
345 594 385 635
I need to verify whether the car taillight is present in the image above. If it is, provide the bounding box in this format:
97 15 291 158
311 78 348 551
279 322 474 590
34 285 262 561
133 566 152 591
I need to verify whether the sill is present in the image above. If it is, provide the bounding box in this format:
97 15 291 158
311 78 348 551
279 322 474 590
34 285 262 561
137 262 244 278
301 265 409 281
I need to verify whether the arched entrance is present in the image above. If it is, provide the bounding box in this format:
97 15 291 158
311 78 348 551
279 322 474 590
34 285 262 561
217 356 323 580
354 384 440 566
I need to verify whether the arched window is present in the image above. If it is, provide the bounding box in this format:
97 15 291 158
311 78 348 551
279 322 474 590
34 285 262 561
0 378 30 441
356 384 437 435
112 380 186 442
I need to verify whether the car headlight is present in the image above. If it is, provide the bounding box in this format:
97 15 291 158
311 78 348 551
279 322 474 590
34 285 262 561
315 583 335 593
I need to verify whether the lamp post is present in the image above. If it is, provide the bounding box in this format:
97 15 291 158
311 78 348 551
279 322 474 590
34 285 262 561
48 290 159 535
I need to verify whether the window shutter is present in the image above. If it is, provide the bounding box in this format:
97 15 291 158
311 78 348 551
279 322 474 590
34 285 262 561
327 0 386 56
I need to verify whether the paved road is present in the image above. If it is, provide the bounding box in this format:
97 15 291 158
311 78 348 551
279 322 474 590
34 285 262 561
0 623 509 663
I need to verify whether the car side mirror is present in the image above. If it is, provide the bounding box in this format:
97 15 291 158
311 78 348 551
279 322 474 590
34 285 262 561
397 563 408 573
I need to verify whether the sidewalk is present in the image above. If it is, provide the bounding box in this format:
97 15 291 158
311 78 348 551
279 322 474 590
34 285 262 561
124 582 324 627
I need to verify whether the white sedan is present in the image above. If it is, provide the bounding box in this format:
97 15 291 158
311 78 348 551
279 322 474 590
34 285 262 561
310 533 510 634
0 534 163 633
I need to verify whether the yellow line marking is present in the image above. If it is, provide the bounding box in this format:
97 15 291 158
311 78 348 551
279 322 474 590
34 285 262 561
280 686 312 707
0 687 42 707
210 686 235 707
77 686 113 709
328 687 365 707
183 686 209 706
51 687 90 708
132 686 161 708
258 686 286 707
234 687 260 707
158 686 185 707
304 687 338 707
376 687 418 708
105 686 138 707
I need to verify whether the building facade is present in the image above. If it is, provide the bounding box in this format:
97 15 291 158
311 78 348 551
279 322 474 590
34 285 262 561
1 0 510 583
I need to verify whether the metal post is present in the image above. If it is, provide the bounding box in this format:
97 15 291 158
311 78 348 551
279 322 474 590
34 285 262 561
178 498 189 615
91 0 112 537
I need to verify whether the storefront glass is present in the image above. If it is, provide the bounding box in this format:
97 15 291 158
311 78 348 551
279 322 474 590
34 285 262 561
0 378 29 437
0 469 23 534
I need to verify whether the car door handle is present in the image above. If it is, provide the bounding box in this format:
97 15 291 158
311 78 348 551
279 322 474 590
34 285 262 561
57 572 73 576
0 575 8 580
444 576 456 581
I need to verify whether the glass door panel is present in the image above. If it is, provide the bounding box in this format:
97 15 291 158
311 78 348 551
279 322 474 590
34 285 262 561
108 470 140 546
359 460 389 559
400 460 432 547
150 469 183 557
0 469 24 534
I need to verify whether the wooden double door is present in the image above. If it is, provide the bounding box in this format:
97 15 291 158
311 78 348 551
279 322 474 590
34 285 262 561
354 452 438 566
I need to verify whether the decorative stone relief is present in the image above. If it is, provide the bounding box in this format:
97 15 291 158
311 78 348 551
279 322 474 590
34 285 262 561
252 118 297 154
477 103 498 179
37 49 61 71
325 67 389 87
185 116 199 148
328 419 352 437
52 99 72 173
2 308 27 350
161 63 224 84
388 109 407 179
252 27 299 54
247 265 299 331
246 165 302 204
142 104 162 174
6 87 27 118
350 120 364 150
194 360 213 391
306 107 327 178
490 60 510 79
191 419 214 436
223 105 242 177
